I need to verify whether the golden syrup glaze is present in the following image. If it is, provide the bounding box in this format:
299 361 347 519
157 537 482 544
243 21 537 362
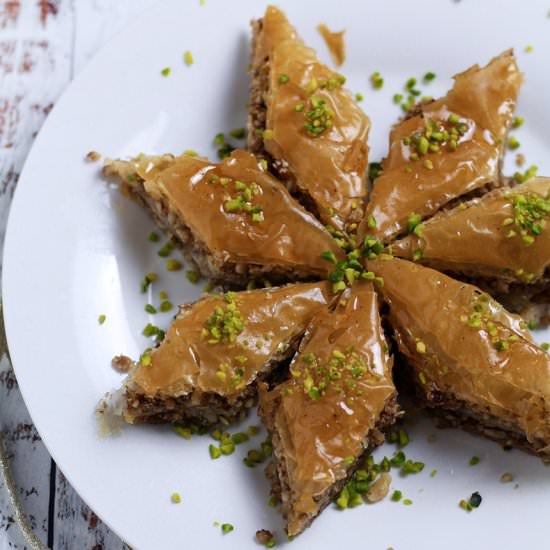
390 177 550 282
317 23 346 67
125 149 344 276
369 257 550 445
129 282 333 399
259 282 395 536
253 5 370 230
359 50 522 243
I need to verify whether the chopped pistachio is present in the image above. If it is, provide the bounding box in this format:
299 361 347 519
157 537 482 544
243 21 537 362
469 455 480 466
512 116 525 129
231 432 249 445
398 428 410 447
98 314 106 325
160 67 171 77
209 444 221 459
321 250 338 264
166 259 183 272
140 272 158 293
278 73 290 84
217 143 234 159
355 92 364 102
186 270 200 284
393 93 403 104
403 498 413 505
430 468 437 477
158 241 174 257
142 323 164 342
173 425 192 439
407 212 422 233
405 77 417 90
303 96 334 137
144 304 157 314
370 71 384 89
159 300 173 313
170 492 182 504
400 459 425 476
514 164 538 183
183 50 194 65
423 71 436 83
148 231 160 242
416 340 427 354
229 127 246 139
221 523 234 534
508 136 521 150
368 161 383 181
525 45 534 53
391 490 402 502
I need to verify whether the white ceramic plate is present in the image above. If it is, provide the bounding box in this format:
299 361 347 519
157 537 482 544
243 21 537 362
3 1 550 548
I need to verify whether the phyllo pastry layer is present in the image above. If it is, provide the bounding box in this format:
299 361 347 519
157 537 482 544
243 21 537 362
359 50 522 244
104 149 344 285
259 283 398 536
100 282 332 428
369 257 550 460
248 5 370 231
390 177 550 324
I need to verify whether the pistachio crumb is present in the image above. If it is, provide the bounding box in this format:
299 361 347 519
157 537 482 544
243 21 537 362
161 67 171 77
370 71 384 90
170 492 182 504
186 270 200 284
166 259 183 272
98 314 106 325
183 50 194 65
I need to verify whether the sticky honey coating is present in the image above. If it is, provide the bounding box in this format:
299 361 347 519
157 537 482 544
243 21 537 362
369 257 550 446
390 177 550 282
253 5 370 229
360 50 522 243
259 283 395 536
125 149 345 276
130 282 332 398
317 23 346 67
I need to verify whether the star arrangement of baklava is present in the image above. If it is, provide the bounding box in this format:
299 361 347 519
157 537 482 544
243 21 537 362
97 5 550 539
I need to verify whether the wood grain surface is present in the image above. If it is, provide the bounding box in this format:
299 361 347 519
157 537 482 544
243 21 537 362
0 1 157 547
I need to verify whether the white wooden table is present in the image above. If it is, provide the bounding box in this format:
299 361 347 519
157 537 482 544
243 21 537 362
0 2 161 547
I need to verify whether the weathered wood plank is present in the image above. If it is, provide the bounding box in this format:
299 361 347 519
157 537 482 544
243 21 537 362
53 470 131 550
0 0 73 278
0 1 156 548
0 1 71 549
0 313 51 550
